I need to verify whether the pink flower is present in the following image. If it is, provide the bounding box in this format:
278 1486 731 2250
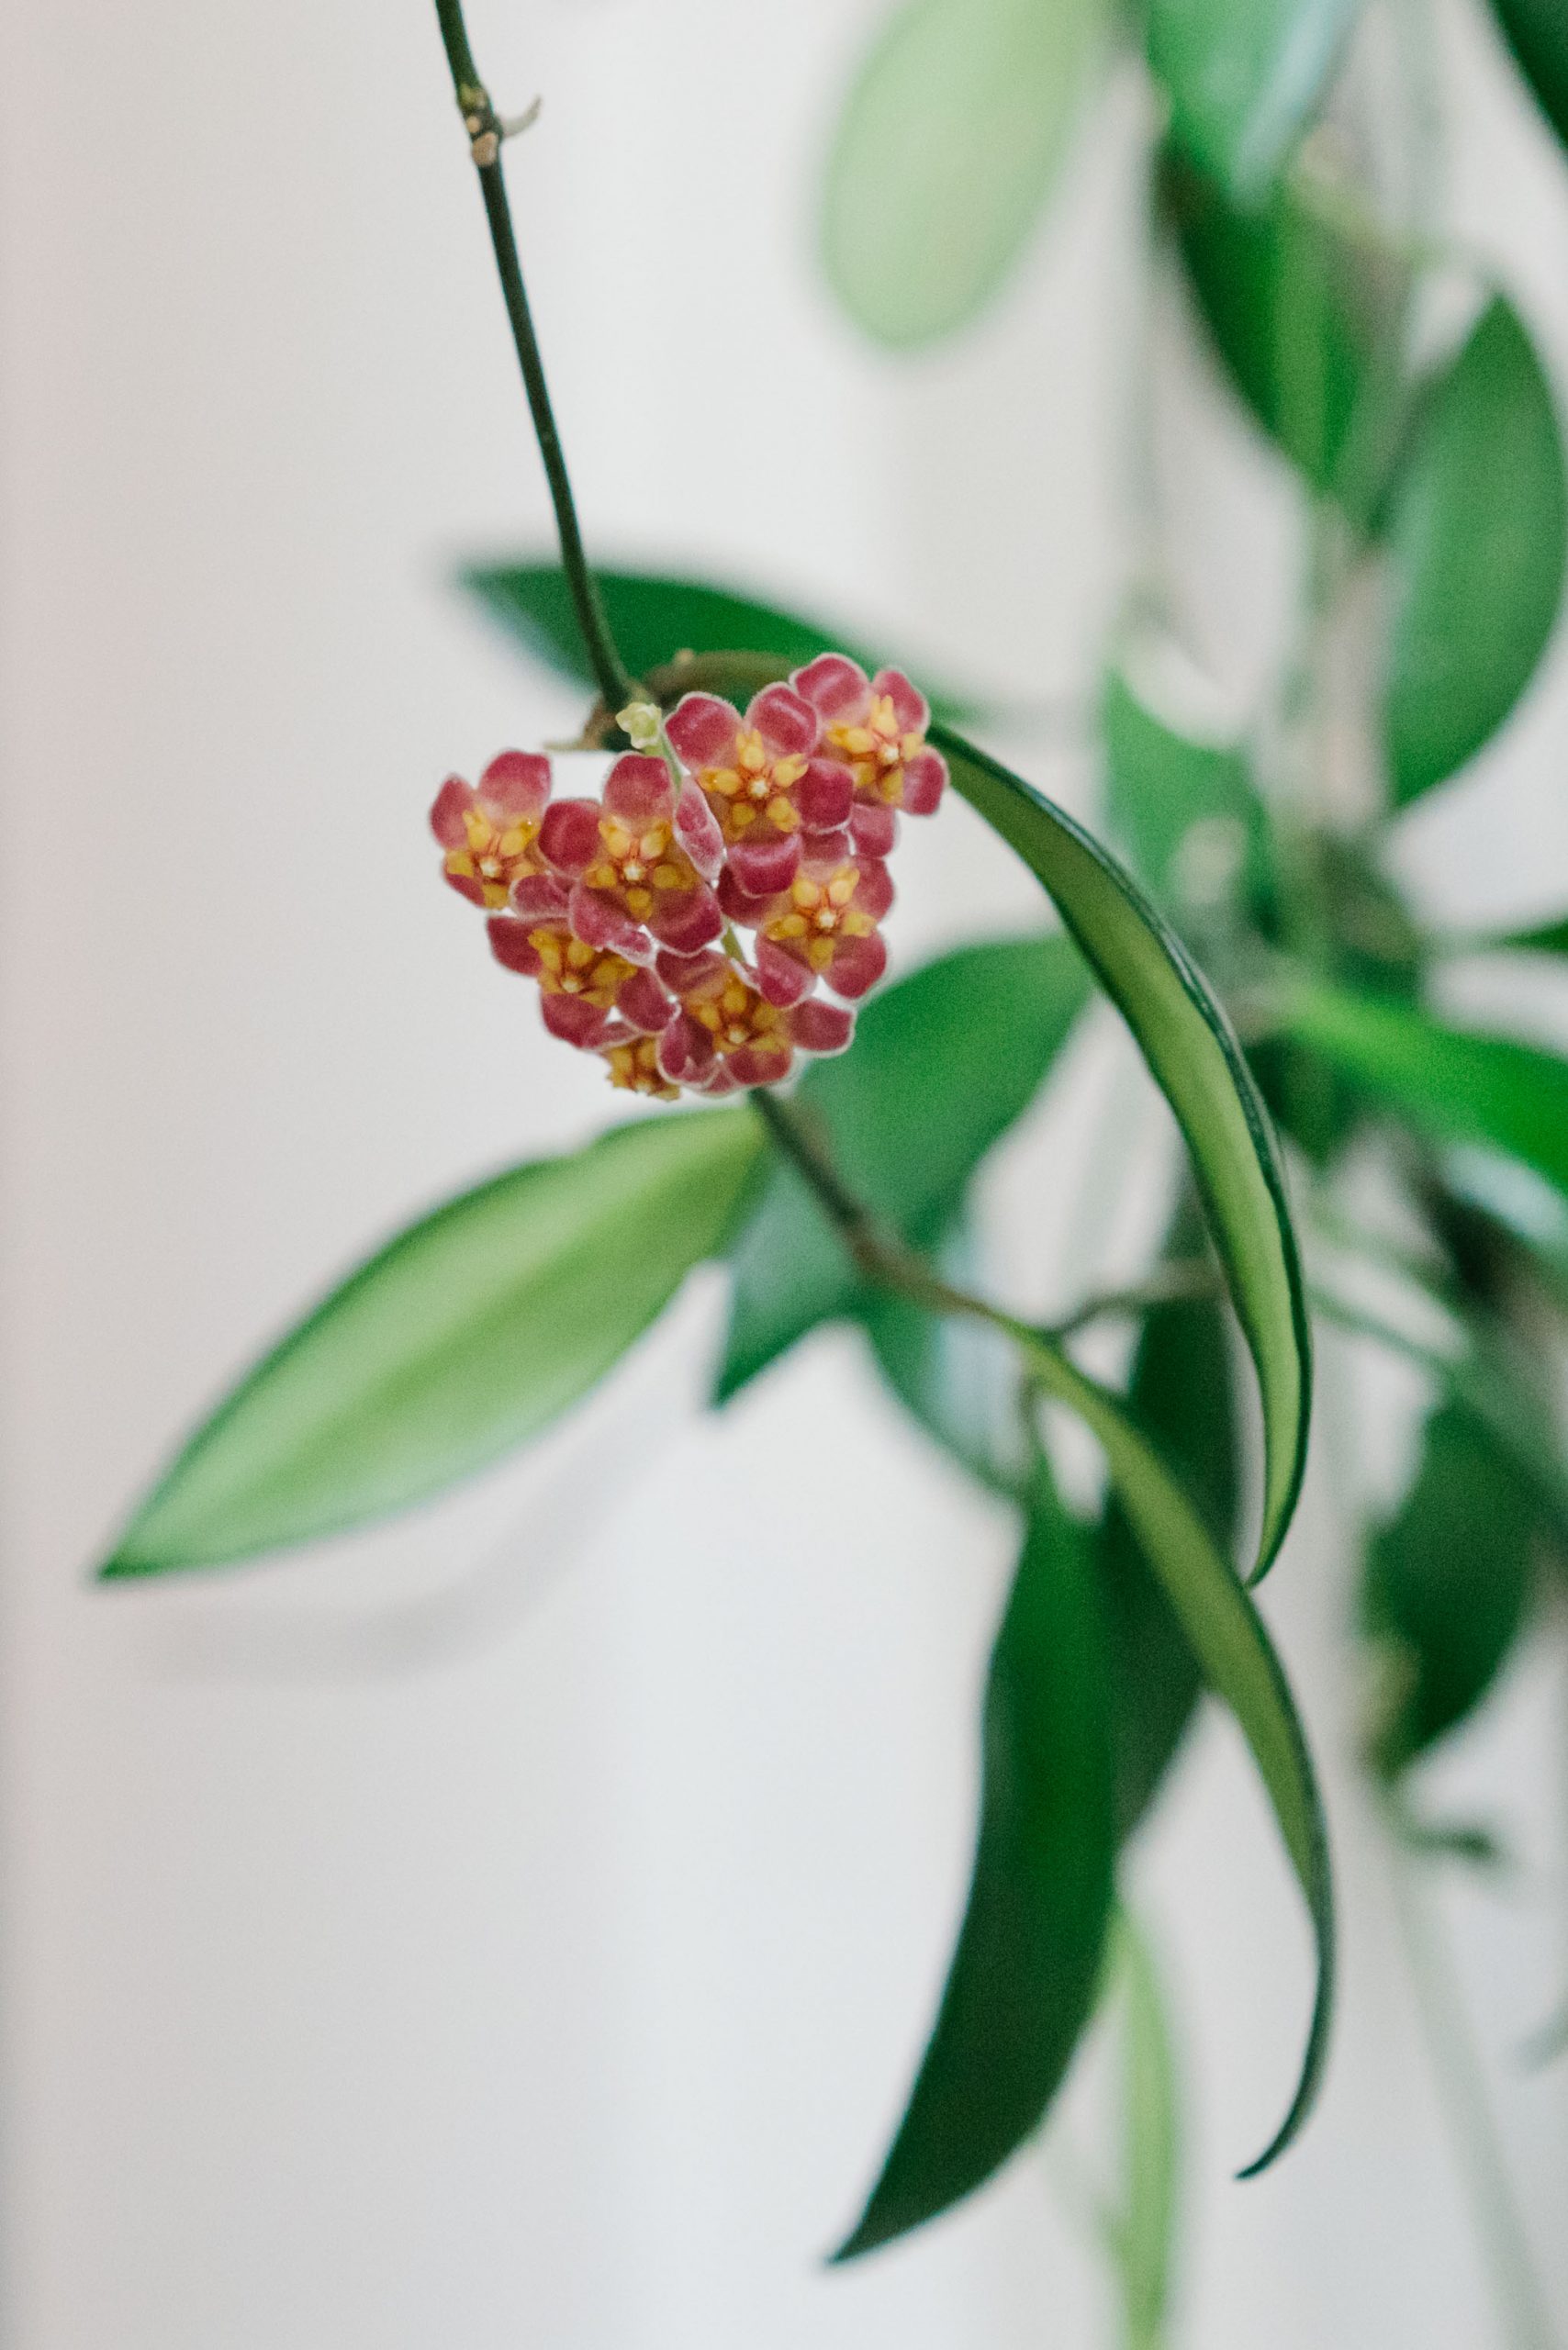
790 657 946 852
654 949 856 1093
431 751 553 910
538 752 723 963
487 894 671 1052
736 853 895 1006
666 685 854 896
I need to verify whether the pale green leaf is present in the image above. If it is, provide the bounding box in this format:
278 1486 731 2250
1148 0 1362 198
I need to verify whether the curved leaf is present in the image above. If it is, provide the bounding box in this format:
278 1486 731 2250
1383 297 1568 805
1148 0 1362 197
719 934 1090 1399
460 561 977 720
103 1110 763 1575
1361 1401 1539 1776
1103 665 1270 918
935 723 1311 1578
859 1224 1028 1498
1017 1330 1334 2175
822 0 1109 350
834 1466 1115 2257
1109 1915 1182 2350
1488 0 1568 151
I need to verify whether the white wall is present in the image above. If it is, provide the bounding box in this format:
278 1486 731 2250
0 0 1564 2343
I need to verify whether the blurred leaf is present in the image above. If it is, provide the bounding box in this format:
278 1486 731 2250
1383 297 1567 805
822 0 1109 350
1108 1915 1182 2350
1276 979 1568 1200
1362 1403 1539 1774
460 561 977 719
104 1111 763 1575
1098 1209 1240 1841
1018 1330 1333 2176
719 934 1090 1399
1436 1144 1568 1304
1103 666 1270 917
834 1466 1115 2257
1397 1816 1510 1870
937 723 1312 1579
859 1223 1028 1498
1162 149 1409 519
1148 0 1361 197
1474 910 1568 957
1489 0 1568 151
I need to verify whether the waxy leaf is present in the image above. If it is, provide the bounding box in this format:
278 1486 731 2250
104 1111 763 1575
1103 666 1269 917
461 561 976 721
936 724 1311 1578
834 1468 1115 2257
1018 1331 1334 2176
1098 1216 1239 1841
822 0 1109 349
860 1227 1027 1499
1361 1401 1539 1776
1489 0 1568 151
1162 149 1409 520
719 934 1090 1399
1108 1916 1182 2350
1148 0 1361 197
1383 297 1567 805
1276 979 1568 1198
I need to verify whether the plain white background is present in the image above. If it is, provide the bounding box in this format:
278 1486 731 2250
1 0 1566 2341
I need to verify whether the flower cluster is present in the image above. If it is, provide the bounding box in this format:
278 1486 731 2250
431 656 946 1099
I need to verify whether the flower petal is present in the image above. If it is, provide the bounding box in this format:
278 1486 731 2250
541 992 613 1049
477 749 553 822
795 756 855 834
849 800 899 858
666 693 742 771
717 865 782 929
674 780 725 881
748 683 820 759
899 745 947 816
616 967 675 1034
657 1009 717 1086
852 857 896 922
729 827 802 898
872 669 929 736
568 880 654 963
791 998 856 1056
430 776 475 848
756 934 816 1007
540 798 605 878
825 929 887 1001
728 1040 795 1089
603 753 674 829
508 871 570 921
655 946 729 997
647 881 723 954
486 914 544 978
791 654 869 724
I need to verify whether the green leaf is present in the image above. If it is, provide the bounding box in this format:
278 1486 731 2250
935 723 1311 1578
1275 978 1568 1200
719 934 1090 1399
1148 0 1361 198
834 1466 1115 2258
1488 0 1568 151
1103 666 1270 917
1108 1915 1182 2350
1478 912 1568 957
821 0 1109 350
1097 1214 1240 1841
1383 297 1568 805
1161 149 1409 519
460 561 977 720
1361 1402 1538 1774
1437 1144 1568 1304
859 1225 1028 1499
1017 1331 1334 2176
103 1111 764 1575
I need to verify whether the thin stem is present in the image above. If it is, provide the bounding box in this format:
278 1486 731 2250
1044 1259 1222 1343
1383 1800 1560 2350
432 0 637 711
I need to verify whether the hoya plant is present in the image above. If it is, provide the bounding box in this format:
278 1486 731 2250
105 0 1568 2333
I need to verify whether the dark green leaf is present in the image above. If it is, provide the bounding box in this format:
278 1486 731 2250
1148 0 1361 197
1488 0 1568 151
1397 1817 1510 1871
1098 1213 1240 1841
1103 666 1269 916
936 723 1311 1578
460 561 978 721
1468 911 1568 958
1362 1402 1539 1774
719 934 1090 1399
1161 149 1409 519
1383 297 1567 805
1435 1144 1568 1304
1108 1915 1182 2350
822 0 1110 349
104 1111 763 1575
834 1466 1115 2257
1018 1331 1334 2175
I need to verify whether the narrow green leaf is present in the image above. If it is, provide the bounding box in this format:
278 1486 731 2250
719 934 1090 1400
1103 666 1270 917
1098 1214 1240 1841
1161 149 1409 520
1383 297 1568 805
460 561 977 721
1437 1144 1568 1304
821 0 1109 350
1477 912 1568 958
1361 1402 1539 1775
859 1224 1028 1499
1148 0 1361 198
1018 1332 1335 2176
104 1110 764 1575
1109 1915 1182 2350
935 723 1311 1578
1488 0 1568 151
834 1467 1115 2258
1276 978 1568 1198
